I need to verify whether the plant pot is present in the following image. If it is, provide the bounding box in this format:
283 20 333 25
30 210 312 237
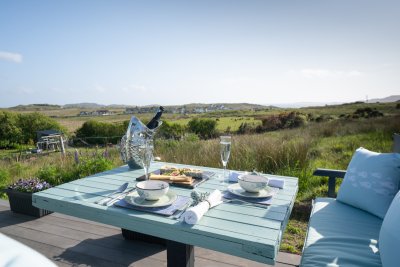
5 189 52 218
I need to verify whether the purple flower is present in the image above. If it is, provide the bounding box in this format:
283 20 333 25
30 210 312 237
8 178 52 193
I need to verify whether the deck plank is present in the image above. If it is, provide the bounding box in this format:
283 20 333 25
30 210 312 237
0 199 300 267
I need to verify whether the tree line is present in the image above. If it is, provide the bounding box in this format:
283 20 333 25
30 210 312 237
0 111 66 149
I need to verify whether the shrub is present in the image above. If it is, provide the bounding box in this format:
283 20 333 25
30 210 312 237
0 111 65 148
37 155 113 185
0 169 10 189
76 120 125 144
257 112 307 132
17 112 66 144
354 107 384 118
76 156 113 178
187 118 218 139
0 111 23 148
237 122 255 134
156 121 186 140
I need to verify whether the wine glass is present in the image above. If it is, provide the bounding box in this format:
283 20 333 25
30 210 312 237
139 140 154 180
220 135 231 184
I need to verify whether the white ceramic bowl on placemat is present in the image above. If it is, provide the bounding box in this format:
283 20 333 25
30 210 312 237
237 174 268 193
135 180 169 200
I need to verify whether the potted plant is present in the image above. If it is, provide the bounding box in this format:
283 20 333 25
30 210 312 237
6 178 53 217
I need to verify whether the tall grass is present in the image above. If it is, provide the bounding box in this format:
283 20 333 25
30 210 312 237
156 115 400 200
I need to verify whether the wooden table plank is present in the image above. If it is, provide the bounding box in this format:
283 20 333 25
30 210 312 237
33 162 298 265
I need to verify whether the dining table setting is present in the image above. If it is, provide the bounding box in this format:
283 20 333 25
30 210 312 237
33 118 298 266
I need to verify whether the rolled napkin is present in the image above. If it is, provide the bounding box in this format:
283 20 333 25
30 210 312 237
268 178 285 189
180 190 223 224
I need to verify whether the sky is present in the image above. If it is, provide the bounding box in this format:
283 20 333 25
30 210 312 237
0 0 399 107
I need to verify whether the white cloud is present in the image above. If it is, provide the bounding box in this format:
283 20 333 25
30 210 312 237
0 51 23 63
289 68 364 78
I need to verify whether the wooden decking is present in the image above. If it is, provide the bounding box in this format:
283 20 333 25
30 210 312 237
0 200 300 267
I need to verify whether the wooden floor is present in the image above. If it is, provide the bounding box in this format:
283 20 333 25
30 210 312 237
0 200 300 267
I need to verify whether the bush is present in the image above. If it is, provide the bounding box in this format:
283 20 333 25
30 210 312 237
354 107 383 118
0 111 23 148
76 120 126 144
0 111 65 148
17 112 66 144
187 118 218 139
76 156 113 178
0 169 10 189
37 155 113 185
256 112 307 132
237 122 255 134
156 121 186 140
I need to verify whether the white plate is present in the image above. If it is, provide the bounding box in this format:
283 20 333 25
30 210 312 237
227 183 274 199
124 191 177 207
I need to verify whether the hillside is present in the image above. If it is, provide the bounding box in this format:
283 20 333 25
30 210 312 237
368 95 400 103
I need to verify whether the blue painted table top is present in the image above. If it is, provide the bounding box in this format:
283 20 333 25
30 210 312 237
33 162 298 265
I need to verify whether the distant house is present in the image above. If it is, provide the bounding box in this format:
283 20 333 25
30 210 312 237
194 107 206 113
36 130 66 152
95 110 112 116
79 111 91 116
124 107 140 114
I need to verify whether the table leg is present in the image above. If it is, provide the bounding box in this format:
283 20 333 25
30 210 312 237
121 228 166 246
167 240 194 267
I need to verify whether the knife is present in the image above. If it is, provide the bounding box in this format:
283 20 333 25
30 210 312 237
103 188 136 206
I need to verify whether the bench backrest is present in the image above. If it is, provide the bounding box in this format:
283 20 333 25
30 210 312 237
394 133 400 153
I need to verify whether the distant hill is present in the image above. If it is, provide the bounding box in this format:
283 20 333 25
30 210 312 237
368 95 400 103
9 104 62 110
63 103 105 109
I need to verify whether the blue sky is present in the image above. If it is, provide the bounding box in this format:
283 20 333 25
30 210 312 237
0 0 399 107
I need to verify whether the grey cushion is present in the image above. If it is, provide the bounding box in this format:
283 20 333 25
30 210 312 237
300 198 382 267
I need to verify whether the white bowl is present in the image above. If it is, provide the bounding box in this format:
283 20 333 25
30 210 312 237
237 174 268 193
136 180 169 200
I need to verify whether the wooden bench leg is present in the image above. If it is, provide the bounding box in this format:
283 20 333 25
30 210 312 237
167 240 194 267
121 228 166 246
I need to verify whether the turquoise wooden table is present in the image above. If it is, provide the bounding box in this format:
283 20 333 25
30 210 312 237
33 162 298 266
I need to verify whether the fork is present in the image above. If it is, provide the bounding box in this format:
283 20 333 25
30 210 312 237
172 201 192 220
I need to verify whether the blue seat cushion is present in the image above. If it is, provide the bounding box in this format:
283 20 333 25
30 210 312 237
336 147 400 219
379 190 400 267
300 198 382 267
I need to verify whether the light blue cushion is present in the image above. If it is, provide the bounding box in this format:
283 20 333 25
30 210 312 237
0 233 56 267
337 147 400 219
300 198 382 267
379 190 400 267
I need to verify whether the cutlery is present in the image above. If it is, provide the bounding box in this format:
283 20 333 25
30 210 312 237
103 187 136 206
95 182 129 205
223 198 268 208
172 200 192 220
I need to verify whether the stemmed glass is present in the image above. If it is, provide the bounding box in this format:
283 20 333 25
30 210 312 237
220 135 231 184
139 140 154 180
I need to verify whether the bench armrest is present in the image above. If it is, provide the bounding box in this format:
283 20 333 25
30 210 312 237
313 168 347 198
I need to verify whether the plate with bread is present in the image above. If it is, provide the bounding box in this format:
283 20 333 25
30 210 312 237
136 165 214 188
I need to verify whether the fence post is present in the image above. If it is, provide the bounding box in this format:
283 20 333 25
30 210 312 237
59 136 65 156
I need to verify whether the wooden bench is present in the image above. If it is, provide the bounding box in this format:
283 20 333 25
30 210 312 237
300 133 400 267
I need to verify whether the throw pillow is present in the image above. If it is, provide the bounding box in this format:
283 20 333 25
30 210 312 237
337 147 400 219
379 190 400 267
